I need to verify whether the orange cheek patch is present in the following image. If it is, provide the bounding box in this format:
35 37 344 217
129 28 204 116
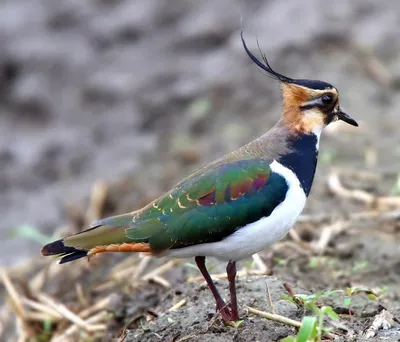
284 113 325 134
281 84 336 134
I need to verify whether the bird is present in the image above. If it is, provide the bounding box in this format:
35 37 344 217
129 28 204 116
41 31 358 323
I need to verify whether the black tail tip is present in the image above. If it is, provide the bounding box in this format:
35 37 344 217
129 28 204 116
58 250 88 264
41 239 88 264
41 239 74 256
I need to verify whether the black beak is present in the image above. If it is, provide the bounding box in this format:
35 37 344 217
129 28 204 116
336 108 358 127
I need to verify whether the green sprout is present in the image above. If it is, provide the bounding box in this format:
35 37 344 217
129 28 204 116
227 320 244 328
10 224 58 245
281 306 338 342
281 289 342 341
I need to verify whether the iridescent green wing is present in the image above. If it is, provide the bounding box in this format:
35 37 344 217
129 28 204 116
125 158 288 253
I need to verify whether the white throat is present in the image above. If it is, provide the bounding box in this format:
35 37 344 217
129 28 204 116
301 109 324 151
311 126 323 150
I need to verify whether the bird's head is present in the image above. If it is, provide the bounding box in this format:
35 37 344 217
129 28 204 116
241 32 358 135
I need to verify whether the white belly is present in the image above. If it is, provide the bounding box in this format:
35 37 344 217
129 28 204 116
165 160 307 261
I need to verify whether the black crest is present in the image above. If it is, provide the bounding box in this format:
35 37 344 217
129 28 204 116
241 31 333 91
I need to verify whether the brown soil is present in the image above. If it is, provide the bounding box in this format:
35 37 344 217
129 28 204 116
119 225 400 342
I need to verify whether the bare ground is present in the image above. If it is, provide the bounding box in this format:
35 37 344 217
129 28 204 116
120 213 400 342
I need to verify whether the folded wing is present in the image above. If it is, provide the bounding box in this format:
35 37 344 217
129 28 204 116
127 158 289 253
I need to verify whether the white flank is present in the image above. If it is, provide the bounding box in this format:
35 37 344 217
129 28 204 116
165 160 307 261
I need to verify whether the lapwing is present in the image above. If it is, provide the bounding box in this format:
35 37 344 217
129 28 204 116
41 31 358 323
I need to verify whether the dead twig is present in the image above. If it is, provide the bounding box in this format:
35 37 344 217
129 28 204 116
265 280 275 314
85 180 108 226
142 260 179 281
288 229 302 244
38 293 104 333
247 306 301 327
187 268 268 283
133 255 152 279
252 253 268 273
112 255 138 274
25 312 61 323
298 210 400 225
93 259 175 292
364 309 394 338
168 298 187 312
75 283 89 307
152 275 171 288
328 172 375 205
248 306 337 340
272 241 312 256
312 221 349 255
1 269 30 342
52 311 108 342
0 268 26 319
297 213 332 224
78 296 111 319
93 256 149 293
16 318 27 342
328 172 400 209
21 298 62 321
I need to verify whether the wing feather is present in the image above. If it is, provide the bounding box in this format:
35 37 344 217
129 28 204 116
126 158 288 252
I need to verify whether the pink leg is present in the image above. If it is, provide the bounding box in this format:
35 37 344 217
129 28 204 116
227 260 239 321
195 256 232 321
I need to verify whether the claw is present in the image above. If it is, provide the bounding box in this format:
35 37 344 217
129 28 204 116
216 303 233 322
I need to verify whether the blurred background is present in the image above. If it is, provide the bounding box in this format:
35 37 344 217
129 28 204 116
1 0 400 341
2 0 400 266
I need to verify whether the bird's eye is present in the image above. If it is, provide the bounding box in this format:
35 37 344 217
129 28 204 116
321 94 333 105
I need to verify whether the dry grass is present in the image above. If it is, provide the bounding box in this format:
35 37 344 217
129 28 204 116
2 168 400 341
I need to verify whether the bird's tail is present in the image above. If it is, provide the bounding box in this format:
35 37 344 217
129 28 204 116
41 213 150 264
41 239 89 264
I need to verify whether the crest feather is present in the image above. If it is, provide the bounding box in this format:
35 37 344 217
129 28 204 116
241 30 294 84
241 31 334 91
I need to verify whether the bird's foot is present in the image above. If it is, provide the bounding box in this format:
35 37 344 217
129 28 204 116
216 303 239 323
